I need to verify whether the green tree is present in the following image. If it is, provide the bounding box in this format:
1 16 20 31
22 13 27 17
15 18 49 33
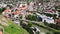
28 22 32 27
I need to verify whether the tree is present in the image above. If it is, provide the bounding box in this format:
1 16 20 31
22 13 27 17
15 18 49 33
0 8 6 14
0 8 2 14
28 22 32 27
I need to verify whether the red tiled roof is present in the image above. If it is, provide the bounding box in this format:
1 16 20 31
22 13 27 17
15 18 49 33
3 9 11 13
13 11 22 14
48 10 56 13
56 19 60 23
21 4 27 10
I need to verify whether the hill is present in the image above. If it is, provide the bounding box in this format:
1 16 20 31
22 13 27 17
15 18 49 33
0 15 29 34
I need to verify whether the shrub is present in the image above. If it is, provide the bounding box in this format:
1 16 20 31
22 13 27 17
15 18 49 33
2 8 6 11
55 6 60 12
0 8 6 14
49 24 60 30
43 0 50 2
45 13 57 19
20 15 22 19
20 21 34 34
23 27 34 34
44 22 60 30
28 22 33 27
54 32 60 34
32 23 60 34
55 6 60 9
46 32 51 34
26 14 38 21
0 8 2 14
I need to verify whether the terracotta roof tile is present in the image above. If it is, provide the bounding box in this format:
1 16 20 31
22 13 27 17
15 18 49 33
13 11 22 14
3 9 11 13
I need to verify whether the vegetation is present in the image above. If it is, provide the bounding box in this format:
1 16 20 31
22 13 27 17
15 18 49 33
28 21 33 27
0 8 2 14
0 15 29 34
32 22 60 34
43 0 50 2
20 20 34 34
44 21 60 30
0 8 6 14
45 13 57 19
46 32 51 34
26 14 38 21
55 6 60 12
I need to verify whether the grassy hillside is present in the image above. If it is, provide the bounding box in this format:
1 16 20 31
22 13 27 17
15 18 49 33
0 15 29 34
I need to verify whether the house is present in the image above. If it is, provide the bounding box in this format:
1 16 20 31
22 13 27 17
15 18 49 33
28 2 34 13
56 17 60 26
0 4 7 8
12 10 23 18
2 7 11 14
14 20 20 26
21 4 28 10
17 3 28 11
46 16 54 24
2 7 11 18
36 13 55 24
9 10 23 26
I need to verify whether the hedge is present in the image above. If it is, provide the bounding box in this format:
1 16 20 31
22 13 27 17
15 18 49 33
44 13 57 19
22 26 34 34
32 22 60 34
20 20 34 34
43 22 60 30
0 8 2 14
26 14 38 21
